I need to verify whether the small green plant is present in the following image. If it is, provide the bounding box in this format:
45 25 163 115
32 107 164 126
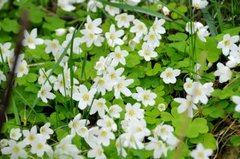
0 0 240 158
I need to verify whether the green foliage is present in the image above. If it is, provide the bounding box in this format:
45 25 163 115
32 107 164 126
0 0 240 158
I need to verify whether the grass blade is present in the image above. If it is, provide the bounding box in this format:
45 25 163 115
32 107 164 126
97 0 172 21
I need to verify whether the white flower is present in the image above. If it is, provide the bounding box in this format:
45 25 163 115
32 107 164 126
151 18 166 35
113 76 134 98
197 25 210 42
174 95 198 118
40 123 53 139
57 0 75 11
93 76 111 95
87 144 106 159
22 126 39 145
84 16 102 34
190 82 213 104
38 69 56 85
229 44 240 60
184 78 194 94
68 114 90 137
185 22 199 34
97 115 117 131
144 30 161 47
105 67 124 87
44 39 62 54
125 103 144 120
15 60 29 78
116 137 127 157
158 103 166 112
87 0 103 12
55 28 67 36
0 70 6 84
125 0 141 6
162 6 170 15
121 132 144 149
153 123 174 140
105 5 120 16
105 24 124 47
1 140 27 159
72 85 96 110
30 137 52 157
109 46 129 66
109 104 122 118
90 98 108 118
192 0 208 9
10 128 22 141
185 22 210 42
185 22 203 34
226 55 239 68
231 96 240 112
115 13 135 28
0 139 9 149
214 62 232 83
130 19 148 38
165 134 179 150
22 28 44 49
145 137 167 158
191 143 213 159
217 34 239 56
80 29 103 47
138 42 158 61
125 118 150 137
0 42 12 63
160 67 181 84
38 83 56 103
94 56 112 75
96 128 115 146
55 135 82 158
132 87 157 106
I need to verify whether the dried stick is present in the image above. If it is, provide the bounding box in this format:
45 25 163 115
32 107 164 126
0 11 29 131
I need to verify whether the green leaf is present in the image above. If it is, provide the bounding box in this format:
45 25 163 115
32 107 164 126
146 63 161 76
56 129 68 141
186 118 209 138
202 100 227 118
190 133 217 150
1 18 19 33
43 16 66 31
126 53 141 68
161 112 174 121
168 41 187 53
230 135 240 146
205 38 221 63
26 73 38 83
29 6 45 24
167 33 188 41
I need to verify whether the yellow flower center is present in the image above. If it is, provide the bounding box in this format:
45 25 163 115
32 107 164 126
224 40 230 46
82 93 90 101
166 72 173 78
37 143 44 150
100 130 108 137
143 94 149 101
13 145 20 153
27 37 34 44
128 109 135 116
115 52 121 59
110 33 116 40
120 15 127 21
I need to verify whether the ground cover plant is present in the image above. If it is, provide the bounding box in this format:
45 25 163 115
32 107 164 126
0 0 240 158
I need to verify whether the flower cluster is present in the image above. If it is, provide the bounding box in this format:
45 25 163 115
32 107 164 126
174 78 214 118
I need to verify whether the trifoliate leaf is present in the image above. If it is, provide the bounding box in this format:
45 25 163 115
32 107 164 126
1 18 19 33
